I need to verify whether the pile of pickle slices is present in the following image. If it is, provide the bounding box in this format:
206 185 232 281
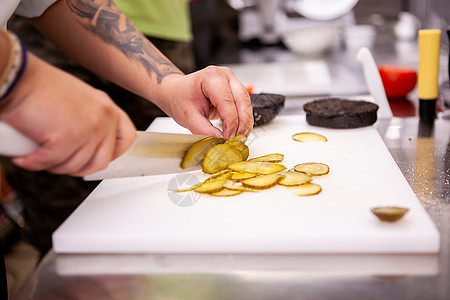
174 130 410 222
175 132 329 197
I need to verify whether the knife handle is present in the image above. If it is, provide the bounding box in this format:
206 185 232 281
0 121 39 156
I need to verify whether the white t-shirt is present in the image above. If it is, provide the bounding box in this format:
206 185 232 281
1 0 58 29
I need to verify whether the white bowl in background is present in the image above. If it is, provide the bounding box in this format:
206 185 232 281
290 0 359 21
281 26 340 56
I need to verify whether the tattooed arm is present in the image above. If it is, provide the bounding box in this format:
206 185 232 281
0 31 136 176
31 0 253 138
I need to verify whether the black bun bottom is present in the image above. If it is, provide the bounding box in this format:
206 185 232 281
303 98 379 129
251 93 285 126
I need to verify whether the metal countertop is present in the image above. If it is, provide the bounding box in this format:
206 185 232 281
10 116 450 300
11 29 450 300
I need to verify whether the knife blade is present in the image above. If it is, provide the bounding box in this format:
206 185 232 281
85 131 218 180
0 121 216 180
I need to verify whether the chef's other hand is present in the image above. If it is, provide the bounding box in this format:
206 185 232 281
0 53 136 176
156 66 254 139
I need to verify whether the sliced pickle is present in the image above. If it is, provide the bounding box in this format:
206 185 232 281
230 172 257 180
210 188 243 197
224 180 258 192
204 169 231 182
202 143 246 174
226 139 249 161
294 162 329 176
226 135 248 144
248 153 284 163
228 161 286 175
181 136 226 169
170 184 200 193
371 206 409 222
278 172 312 186
290 183 322 196
292 132 327 142
193 178 227 194
241 174 282 189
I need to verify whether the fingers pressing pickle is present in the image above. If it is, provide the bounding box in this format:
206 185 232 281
294 162 329 176
292 132 327 142
228 161 286 175
241 174 282 189
371 206 409 222
290 183 322 196
226 135 248 144
248 153 284 163
278 172 312 186
181 136 227 169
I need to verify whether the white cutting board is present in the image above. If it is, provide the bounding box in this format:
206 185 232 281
52 115 440 254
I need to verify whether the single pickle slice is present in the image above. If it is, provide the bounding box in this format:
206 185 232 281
204 170 232 182
226 139 249 161
290 183 322 196
248 153 284 163
181 136 226 169
170 183 200 193
223 180 258 192
278 172 312 186
292 132 327 142
210 188 243 197
193 178 227 194
228 161 286 175
371 206 409 222
230 171 257 180
294 162 329 176
241 174 282 189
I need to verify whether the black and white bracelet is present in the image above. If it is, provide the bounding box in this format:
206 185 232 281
0 31 28 101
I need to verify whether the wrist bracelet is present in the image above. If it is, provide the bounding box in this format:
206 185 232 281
0 31 28 102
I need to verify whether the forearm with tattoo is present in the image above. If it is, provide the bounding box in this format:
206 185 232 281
65 0 183 83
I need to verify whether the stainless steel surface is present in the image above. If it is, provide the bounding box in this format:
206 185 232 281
10 16 450 300
10 117 450 300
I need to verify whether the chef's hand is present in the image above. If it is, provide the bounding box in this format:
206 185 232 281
156 66 254 139
0 53 136 176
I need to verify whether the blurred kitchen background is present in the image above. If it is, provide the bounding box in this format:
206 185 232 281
193 0 450 116
1 0 450 296
196 0 450 64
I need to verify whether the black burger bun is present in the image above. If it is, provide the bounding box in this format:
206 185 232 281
251 93 285 126
303 98 379 129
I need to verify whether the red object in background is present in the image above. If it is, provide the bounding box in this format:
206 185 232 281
388 98 417 117
378 65 418 99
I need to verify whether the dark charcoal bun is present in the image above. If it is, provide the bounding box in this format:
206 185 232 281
303 98 379 129
251 93 285 126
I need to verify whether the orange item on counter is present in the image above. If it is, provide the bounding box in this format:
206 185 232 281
378 65 417 99
246 84 254 94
